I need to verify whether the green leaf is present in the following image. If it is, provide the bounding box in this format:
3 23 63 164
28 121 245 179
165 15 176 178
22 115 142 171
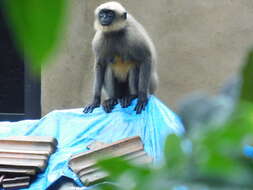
97 157 151 179
2 0 68 71
195 103 253 183
164 134 187 174
240 49 253 103
96 157 153 190
94 183 118 190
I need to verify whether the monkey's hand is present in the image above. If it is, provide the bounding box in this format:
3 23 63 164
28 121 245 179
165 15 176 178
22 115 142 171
119 95 137 108
102 98 118 113
83 99 100 113
134 93 148 114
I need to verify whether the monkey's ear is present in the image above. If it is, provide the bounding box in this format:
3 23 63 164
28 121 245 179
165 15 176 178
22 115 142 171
122 12 127 19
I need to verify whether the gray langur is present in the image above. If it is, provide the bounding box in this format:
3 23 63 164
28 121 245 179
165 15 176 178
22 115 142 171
83 1 158 114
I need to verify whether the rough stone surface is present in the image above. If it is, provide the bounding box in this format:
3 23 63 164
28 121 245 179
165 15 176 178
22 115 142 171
42 0 253 115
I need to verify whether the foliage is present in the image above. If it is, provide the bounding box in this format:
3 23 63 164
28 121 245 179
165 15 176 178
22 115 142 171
240 51 253 103
2 0 68 72
94 50 253 190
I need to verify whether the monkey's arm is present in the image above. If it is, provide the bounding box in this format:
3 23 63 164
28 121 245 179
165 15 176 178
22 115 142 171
83 63 105 113
134 57 151 114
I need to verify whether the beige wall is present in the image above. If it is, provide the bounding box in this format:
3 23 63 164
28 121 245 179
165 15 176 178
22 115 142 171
42 0 253 115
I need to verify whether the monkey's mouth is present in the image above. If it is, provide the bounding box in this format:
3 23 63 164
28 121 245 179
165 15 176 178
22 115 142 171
99 19 113 26
100 22 112 26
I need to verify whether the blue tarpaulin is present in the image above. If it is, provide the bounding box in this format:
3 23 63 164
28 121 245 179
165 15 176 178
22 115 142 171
0 96 184 190
244 145 253 158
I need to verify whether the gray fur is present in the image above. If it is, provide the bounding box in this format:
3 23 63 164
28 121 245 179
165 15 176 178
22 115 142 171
84 2 158 114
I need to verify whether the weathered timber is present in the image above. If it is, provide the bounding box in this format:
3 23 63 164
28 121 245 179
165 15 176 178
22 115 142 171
69 136 143 173
2 176 30 190
0 166 36 176
69 136 153 186
0 136 57 155
0 157 47 172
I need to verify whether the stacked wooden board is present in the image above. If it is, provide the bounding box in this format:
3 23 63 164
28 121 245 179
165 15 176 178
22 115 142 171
0 136 57 189
69 136 152 186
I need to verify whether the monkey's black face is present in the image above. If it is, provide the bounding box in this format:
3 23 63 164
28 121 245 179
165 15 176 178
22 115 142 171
99 9 115 26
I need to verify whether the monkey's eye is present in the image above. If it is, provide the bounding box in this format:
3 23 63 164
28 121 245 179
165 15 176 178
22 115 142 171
99 12 106 17
107 12 114 17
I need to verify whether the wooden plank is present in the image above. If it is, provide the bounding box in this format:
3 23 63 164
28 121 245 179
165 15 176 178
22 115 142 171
0 166 36 176
0 157 47 172
80 170 108 186
3 176 30 184
0 136 57 144
69 136 144 174
0 152 48 160
87 141 108 150
0 136 57 155
78 166 98 177
79 153 153 186
2 176 30 190
2 182 30 190
78 150 153 178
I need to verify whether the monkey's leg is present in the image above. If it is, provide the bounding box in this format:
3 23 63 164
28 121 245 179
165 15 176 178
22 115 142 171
134 60 151 114
83 63 105 113
119 68 138 108
102 67 118 113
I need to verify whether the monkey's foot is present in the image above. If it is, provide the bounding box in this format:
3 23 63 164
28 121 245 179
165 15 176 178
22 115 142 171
134 96 148 114
102 98 118 113
119 95 137 108
83 100 100 113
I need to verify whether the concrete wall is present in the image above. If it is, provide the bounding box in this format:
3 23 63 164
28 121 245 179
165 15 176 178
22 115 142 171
42 0 253 115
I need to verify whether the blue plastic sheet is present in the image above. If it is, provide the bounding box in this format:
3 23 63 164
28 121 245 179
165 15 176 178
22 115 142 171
244 145 253 158
0 96 184 189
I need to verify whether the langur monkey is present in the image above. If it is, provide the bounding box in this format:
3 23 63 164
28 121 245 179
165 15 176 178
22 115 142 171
84 1 158 114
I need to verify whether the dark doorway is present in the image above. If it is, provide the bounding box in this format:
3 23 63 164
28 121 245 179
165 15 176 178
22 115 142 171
0 6 41 121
